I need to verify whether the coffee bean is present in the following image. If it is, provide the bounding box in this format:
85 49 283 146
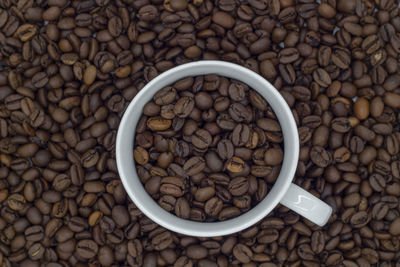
98 245 114 266
313 68 332 87
226 156 245 173
389 218 400 235
233 243 253 263
108 16 122 38
310 146 332 167
175 197 190 219
174 96 195 118
249 91 267 111
15 24 37 42
229 103 252 123
7 194 26 211
331 117 351 133
258 229 279 244
217 139 234 160
138 5 158 21
147 117 172 131
83 65 97 85
191 129 212 150
383 92 400 108
218 207 240 221
25 225 44 242
32 72 48 88
232 124 250 147
279 48 299 64
187 244 208 260
183 156 205 176
134 146 149 165
311 231 325 253
204 151 223 172
228 177 249 196
160 177 185 197
76 239 98 259
195 92 213 110
264 147 283 166
317 3 336 19
354 98 370 120
204 197 223 217
17 143 39 157
154 87 176 106
228 82 246 101
212 12 235 29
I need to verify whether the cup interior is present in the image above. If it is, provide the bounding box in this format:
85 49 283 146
116 60 299 237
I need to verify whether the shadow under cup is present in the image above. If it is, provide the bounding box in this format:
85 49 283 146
116 60 299 237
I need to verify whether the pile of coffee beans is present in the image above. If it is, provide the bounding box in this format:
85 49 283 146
0 0 399 266
134 75 283 221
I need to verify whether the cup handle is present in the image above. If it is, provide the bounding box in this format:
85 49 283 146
280 183 332 226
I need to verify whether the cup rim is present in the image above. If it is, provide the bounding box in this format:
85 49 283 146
116 60 299 237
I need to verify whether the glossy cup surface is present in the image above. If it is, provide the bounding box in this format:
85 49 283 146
116 60 299 237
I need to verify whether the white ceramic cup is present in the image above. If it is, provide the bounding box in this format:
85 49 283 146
116 60 332 237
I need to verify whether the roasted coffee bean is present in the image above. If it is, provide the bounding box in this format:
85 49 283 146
313 68 332 87
183 157 206 176
212 11 235 29
147 117 172 131
160 177 185 197
175 197 190 219
191 129 212 150
174 96 195 118
218 207 240 221
232 124 250 147
76 239 98 259
233 243 253 263
279 48 299 64
228 177 249 196
226 156 245 173
204 197 223 217
310 146 332 167
229 103 252 123
133 146 149 165
264 147 284 166
217 139 234 160
7 194 26 211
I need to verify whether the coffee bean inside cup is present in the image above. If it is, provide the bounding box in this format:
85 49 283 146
134 75 284 221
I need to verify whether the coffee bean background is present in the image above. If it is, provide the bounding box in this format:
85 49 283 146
134 76 284 222
0 0 399 266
